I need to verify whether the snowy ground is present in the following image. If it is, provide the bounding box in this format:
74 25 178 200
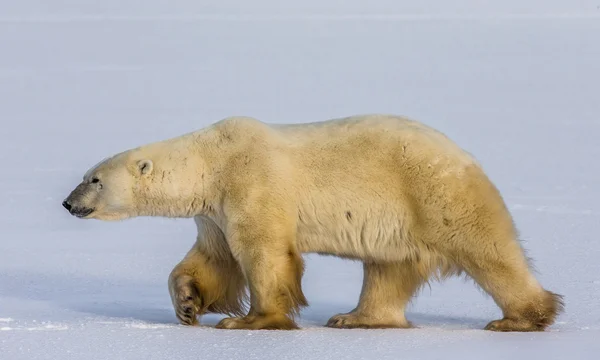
1 1 600 359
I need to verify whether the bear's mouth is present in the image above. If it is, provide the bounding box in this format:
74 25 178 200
73 207 95 218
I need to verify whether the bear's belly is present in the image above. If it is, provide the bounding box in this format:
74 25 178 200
295 208 417 263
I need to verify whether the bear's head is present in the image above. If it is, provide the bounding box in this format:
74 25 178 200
62 152 157 221
63 140 208 221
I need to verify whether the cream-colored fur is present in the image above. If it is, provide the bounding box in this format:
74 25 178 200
63 114 563 331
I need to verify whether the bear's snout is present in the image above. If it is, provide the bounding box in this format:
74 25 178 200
62 199 94 218
62 200 72 211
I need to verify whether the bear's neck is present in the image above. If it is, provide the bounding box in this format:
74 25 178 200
137 135 220 219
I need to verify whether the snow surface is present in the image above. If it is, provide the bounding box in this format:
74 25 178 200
1 1 600 359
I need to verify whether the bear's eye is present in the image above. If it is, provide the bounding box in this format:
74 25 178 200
91 178 100 184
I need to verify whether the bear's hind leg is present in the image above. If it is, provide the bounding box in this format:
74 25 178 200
459 241 564 332
326 260 425 329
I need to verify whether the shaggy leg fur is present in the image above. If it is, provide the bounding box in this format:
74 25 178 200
169 217 247 326
327 261 424 329
216 221 308 330
460 240 564 332
433 168 564 331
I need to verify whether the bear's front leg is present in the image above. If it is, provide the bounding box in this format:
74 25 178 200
169 217 248 326
216 217 308 330
168 272 202 325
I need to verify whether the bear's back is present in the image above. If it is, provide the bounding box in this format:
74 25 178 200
266 114 478 170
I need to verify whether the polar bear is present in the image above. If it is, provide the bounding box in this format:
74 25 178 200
62 114 563 331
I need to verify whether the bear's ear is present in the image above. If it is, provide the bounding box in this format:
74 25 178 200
137 159 154 176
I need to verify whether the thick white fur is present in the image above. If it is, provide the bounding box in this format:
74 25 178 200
69 114 563 331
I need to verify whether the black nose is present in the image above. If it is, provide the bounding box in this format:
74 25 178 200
62 201 72 211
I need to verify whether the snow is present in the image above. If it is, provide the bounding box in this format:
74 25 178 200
1 1 599 359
